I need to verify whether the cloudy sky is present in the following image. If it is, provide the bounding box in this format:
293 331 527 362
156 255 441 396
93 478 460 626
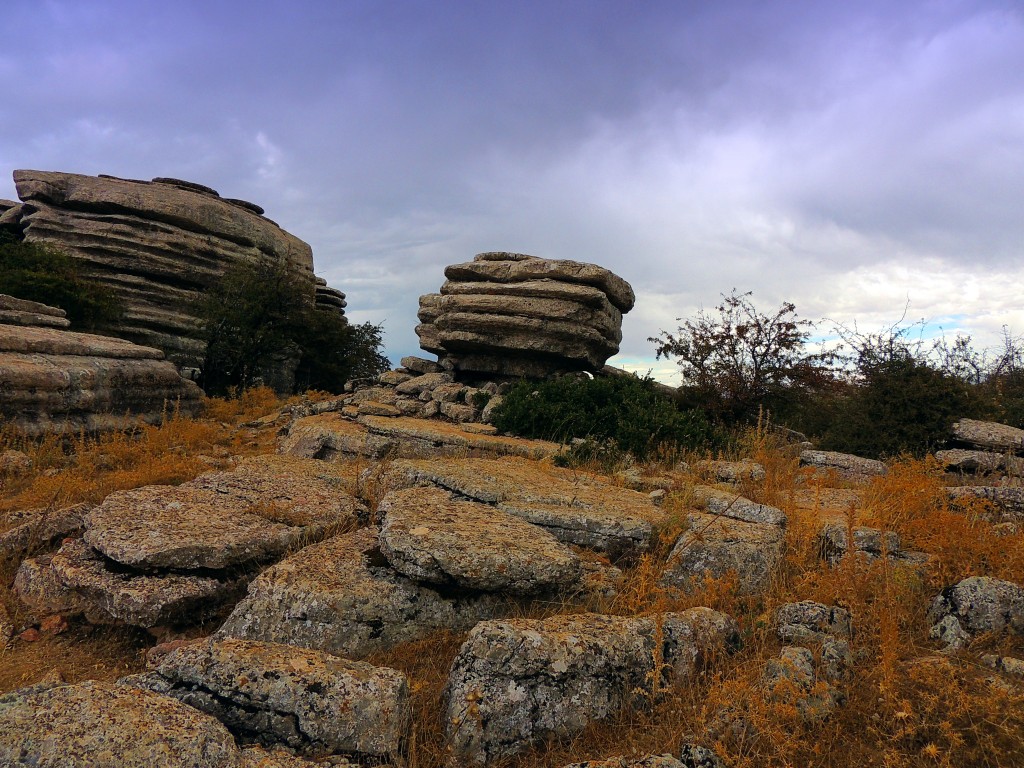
2 0 1022 382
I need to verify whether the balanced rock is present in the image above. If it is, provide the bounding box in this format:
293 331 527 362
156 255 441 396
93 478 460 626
217 528 503 658
416 252 634 378
11 170 343 368
0 680 239 767
0 296 202 435
444 608 738 765
378 486 582 593
128 637 409 759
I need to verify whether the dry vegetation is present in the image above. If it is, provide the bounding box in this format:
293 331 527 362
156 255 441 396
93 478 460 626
2 400 1024 767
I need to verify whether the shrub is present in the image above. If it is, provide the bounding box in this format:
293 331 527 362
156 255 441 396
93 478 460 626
490 373 721 460
650 290 836 425
0 231 123 329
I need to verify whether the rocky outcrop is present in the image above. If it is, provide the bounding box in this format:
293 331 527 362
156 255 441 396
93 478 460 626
928 576 1024 651
416 252 634 378
947 486 1024 521
10 170 343 368
217 527 504 657
127 638 410 759
0 294 203 435
14 456 361 628
444 608 738 765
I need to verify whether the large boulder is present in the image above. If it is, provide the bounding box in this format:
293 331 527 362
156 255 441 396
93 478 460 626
217 528 503 657
416 252 634 378
0 295 203 435
951 418 1024 454
127 637 410 759
11 170 343 369
444 608 738 765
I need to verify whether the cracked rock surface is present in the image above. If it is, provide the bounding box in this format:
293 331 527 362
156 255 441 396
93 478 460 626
126 637 409 759
928 576 1024 648
444 608 738 765
378 485 582 593
217 527 503 657
0 679 240 767
384 456 665 559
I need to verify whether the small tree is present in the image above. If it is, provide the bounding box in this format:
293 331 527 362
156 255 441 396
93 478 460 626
650 290 836 424
0 231 123 329
195 258 389 396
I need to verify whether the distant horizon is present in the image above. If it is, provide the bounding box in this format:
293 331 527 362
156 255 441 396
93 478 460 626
2 0 1021 383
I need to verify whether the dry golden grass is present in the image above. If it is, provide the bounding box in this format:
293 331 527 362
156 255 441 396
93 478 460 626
1 410 1023 766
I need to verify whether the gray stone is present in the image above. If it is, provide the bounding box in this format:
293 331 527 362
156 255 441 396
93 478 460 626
0 502 89 570
128 637 409 759
217 528 502 658
445 608 738 765
762 647 842 721
935 449 1019 474
690 486 787 526
947 486 1024 521
394 372 453 396
775 601 852 643
951 418 1024 453
399 356 443 374
278 413 395 460
818 524 901 564
692 459 766 484
660 513 784 594
386 456 665 560
929 615 969 651
800 450 887 477
929 576 1024 639
378 485 582 593
0 679 240 767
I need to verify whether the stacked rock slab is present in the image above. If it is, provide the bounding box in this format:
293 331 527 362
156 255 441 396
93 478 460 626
10 170 343 368
416 251 635 378
0 294 203 435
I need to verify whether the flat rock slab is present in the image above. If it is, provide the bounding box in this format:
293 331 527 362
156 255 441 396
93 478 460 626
128 637 409 759
46 538 249 627
279 413 395 460
935 449 1023 474
358 415 559 459
217 528 503 658
660 513 785 594
690 486 787 527
0 680 239 767
385 457 666 559
378 486 582 593
445 608 737 765
85 456 359 570
951 418 1024 453
800 450 887 478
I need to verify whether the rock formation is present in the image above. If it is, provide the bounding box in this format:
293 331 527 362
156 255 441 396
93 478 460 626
0 294 203 435
8 170 344 369
416 251 634 379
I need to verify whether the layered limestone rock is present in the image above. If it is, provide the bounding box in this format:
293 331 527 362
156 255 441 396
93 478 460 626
416 251 634 378
10 170 343 367
444 608 738 765
127 638 410 759
0 294 203 435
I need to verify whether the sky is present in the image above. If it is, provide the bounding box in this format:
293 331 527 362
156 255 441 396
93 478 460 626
2 0 1022 383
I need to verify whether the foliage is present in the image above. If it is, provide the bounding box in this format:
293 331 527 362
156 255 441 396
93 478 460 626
0 231 123 329
195 258 389 396
651 290 836 425
491 372 722 460
819 321 981 459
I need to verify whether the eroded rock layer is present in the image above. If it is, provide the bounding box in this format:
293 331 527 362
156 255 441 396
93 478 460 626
0 294 203 435
416 251 634 378
11 170 342 367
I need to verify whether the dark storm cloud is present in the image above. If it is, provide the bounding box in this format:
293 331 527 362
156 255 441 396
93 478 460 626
1 0 1022 373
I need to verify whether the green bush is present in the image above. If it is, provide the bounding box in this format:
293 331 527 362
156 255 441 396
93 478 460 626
195 257 389 396
491 373 721 460
819 355 980 459
0 231 123 329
